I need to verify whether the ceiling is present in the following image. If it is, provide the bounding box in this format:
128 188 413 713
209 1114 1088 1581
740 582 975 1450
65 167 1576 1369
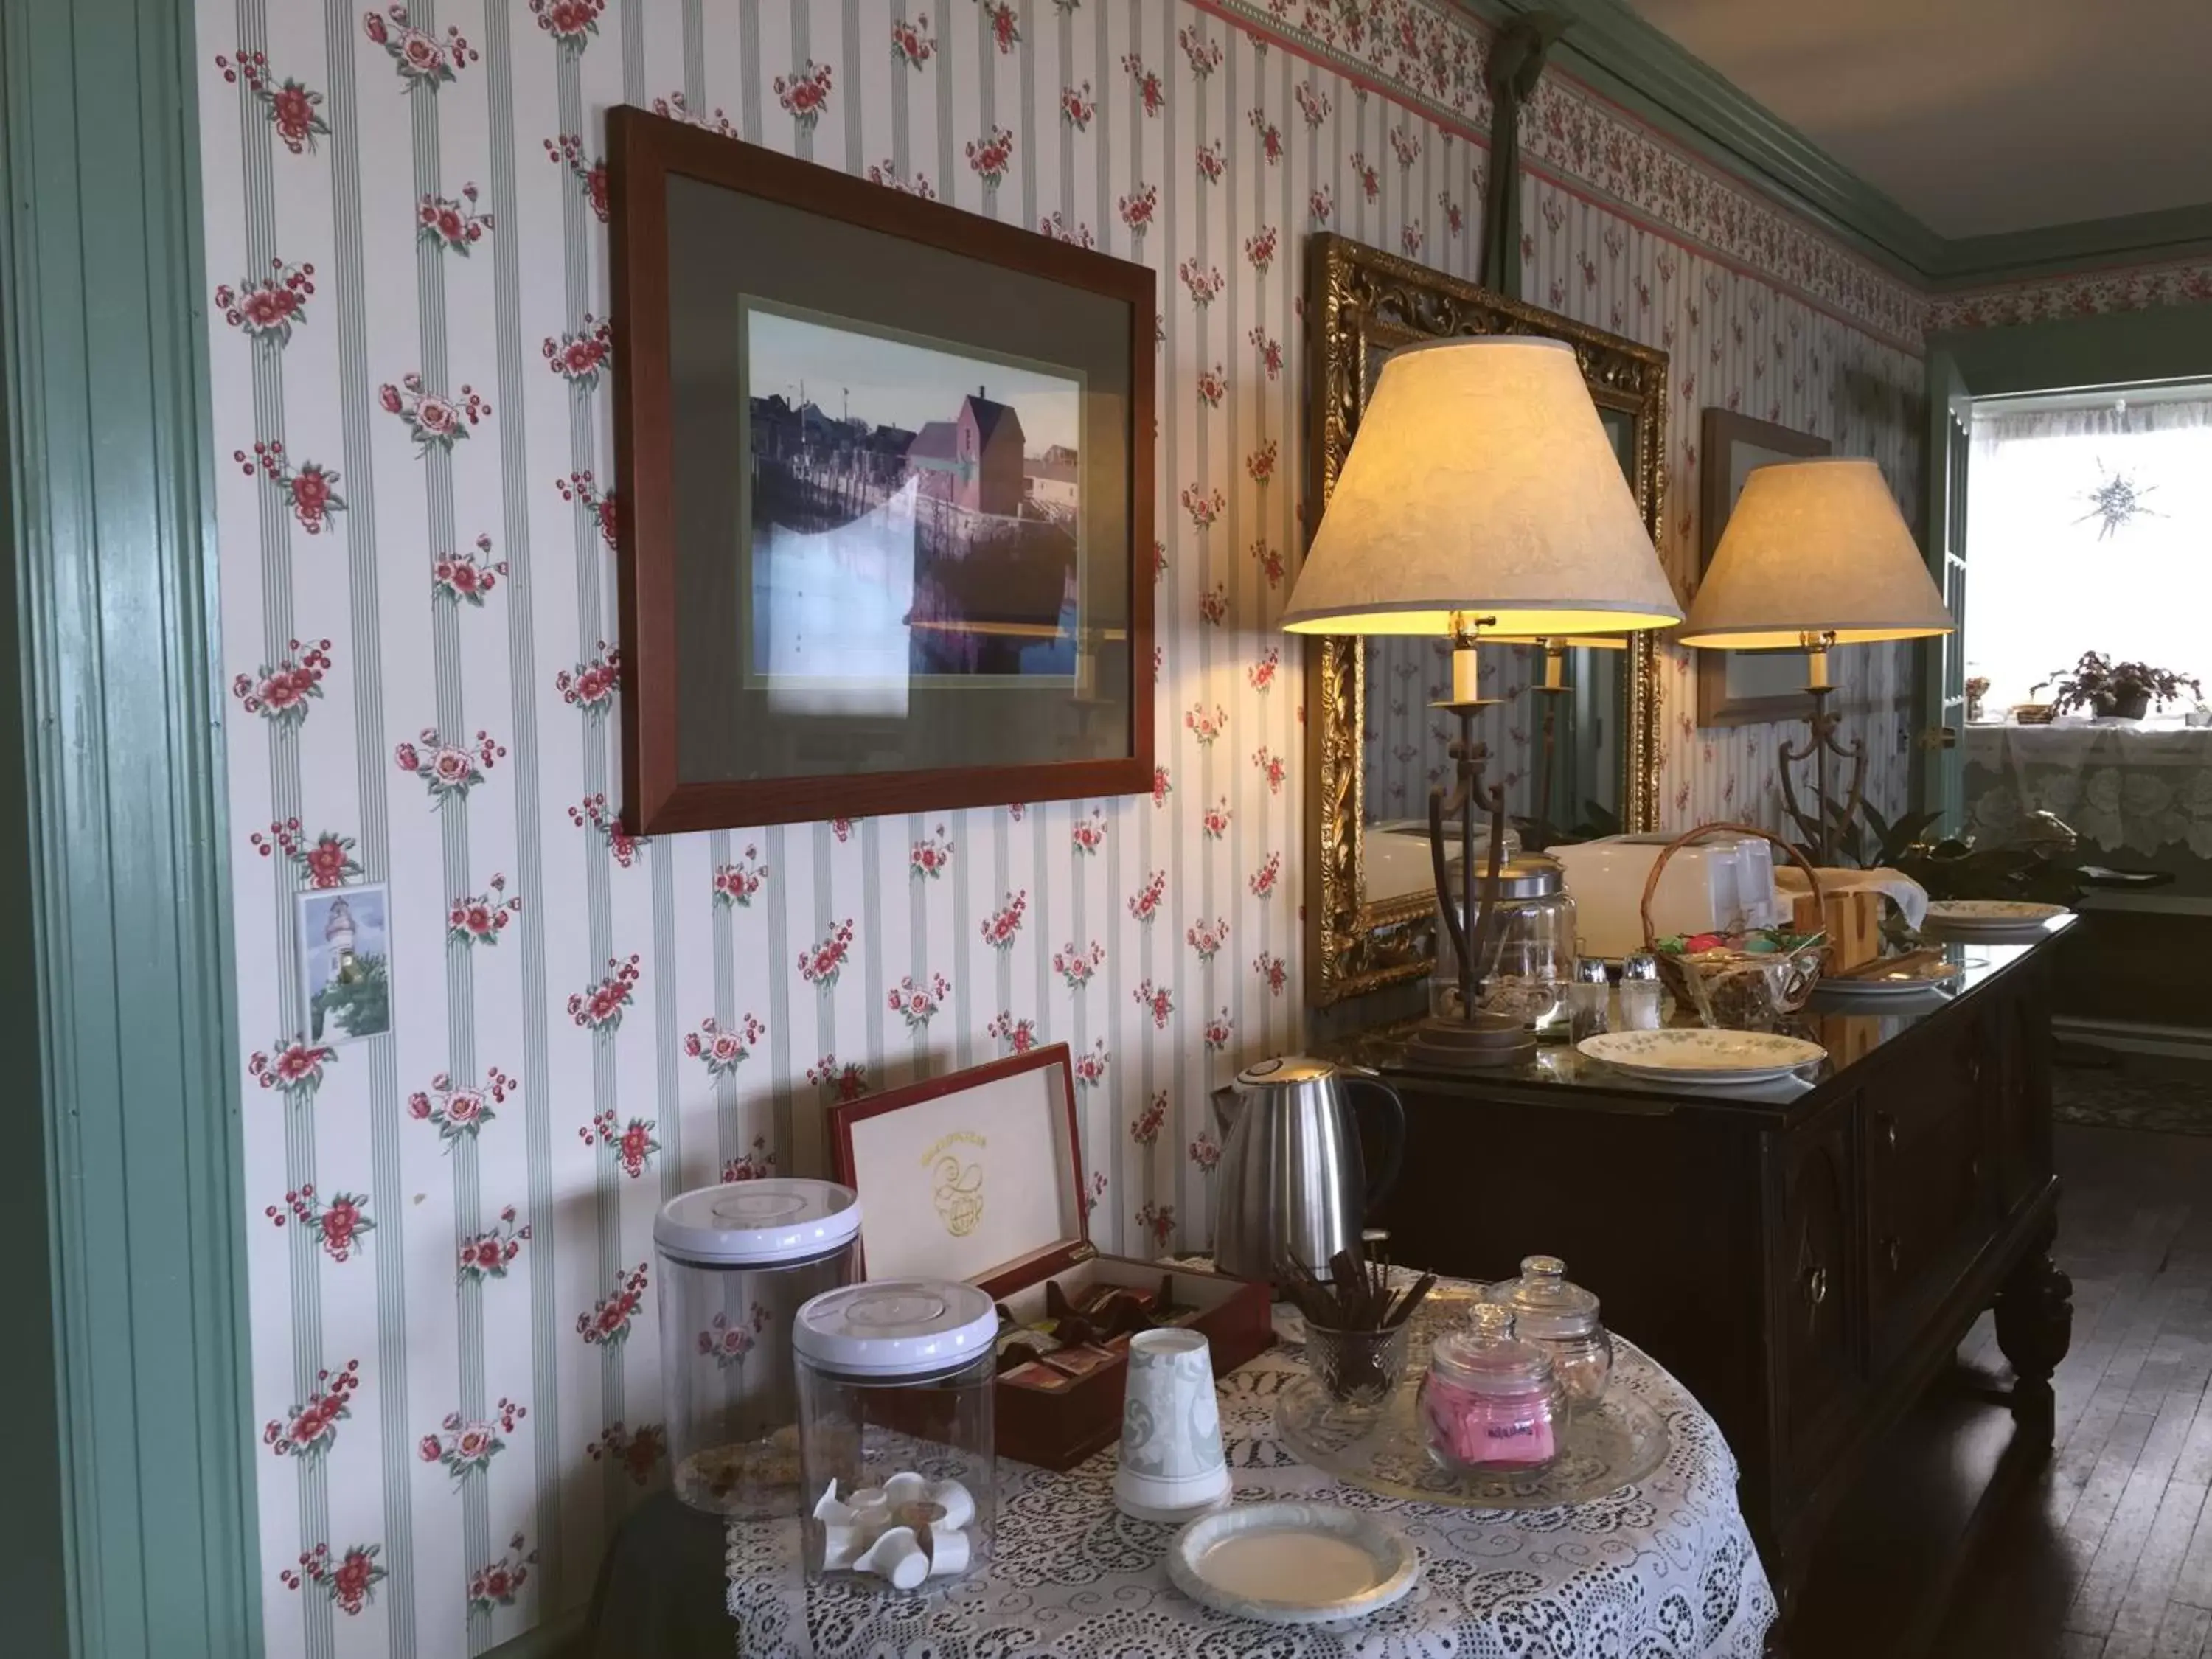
1622 0 2212 239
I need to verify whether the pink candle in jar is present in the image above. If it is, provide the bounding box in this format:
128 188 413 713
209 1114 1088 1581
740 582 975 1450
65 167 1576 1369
1421 1304 1564 1472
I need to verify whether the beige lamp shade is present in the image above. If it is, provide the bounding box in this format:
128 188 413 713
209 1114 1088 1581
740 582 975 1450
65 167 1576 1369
1677 456 1953 648
1279 337 1682 637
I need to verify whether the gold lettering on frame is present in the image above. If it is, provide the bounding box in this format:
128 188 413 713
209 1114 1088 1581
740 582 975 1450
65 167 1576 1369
922 1130 988 1238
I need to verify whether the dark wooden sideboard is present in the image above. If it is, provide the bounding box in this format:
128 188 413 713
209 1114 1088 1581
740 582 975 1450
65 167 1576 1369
1353 927 2076 1651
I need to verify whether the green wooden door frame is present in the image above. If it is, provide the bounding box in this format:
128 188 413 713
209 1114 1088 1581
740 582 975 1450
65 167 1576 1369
0 1 262 1655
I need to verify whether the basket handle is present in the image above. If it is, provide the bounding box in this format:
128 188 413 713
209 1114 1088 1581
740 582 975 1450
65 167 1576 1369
1639 821 1824 950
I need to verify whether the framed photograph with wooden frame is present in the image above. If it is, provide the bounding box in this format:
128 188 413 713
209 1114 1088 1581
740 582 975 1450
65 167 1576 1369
1697 408 1842 726
610 107 1155 834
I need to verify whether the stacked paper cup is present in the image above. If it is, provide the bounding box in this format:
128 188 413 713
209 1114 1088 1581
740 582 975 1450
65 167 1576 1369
1113 1328 1232 1522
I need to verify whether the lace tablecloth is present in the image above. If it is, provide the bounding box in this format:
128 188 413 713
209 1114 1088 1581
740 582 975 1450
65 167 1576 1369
1965 721 2212 857
726 1285 1775 1658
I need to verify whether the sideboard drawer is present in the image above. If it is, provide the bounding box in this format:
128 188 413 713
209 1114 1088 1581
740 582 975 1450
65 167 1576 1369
1864 1043 1992 1363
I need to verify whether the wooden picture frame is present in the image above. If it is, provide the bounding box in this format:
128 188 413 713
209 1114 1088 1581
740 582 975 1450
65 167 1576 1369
610 108 1155 834
1696 408 1832 727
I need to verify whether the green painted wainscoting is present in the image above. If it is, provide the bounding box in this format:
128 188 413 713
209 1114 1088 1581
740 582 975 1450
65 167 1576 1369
0 1 262 1656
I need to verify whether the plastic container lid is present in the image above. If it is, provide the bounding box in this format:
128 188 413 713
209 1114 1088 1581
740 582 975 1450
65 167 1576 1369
792 1279 1000 1380
1430 1302 1558 1394
653 1178 860 1267
1486 1254 1603 1341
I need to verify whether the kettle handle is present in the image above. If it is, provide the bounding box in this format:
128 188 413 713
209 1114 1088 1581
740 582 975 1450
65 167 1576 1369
1343 1068 1407 1211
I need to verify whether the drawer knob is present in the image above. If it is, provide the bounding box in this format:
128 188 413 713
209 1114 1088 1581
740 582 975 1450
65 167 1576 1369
1884 1235 1902 1273
1804 1265 1830 1308
1967 1056 1983 1085
1877 1113 1898 1151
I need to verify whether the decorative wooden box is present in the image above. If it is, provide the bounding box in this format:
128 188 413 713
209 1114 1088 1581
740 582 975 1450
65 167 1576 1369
829 1045 1274 1470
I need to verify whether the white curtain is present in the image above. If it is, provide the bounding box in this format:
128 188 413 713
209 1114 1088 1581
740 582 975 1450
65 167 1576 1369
1967 398 2212 714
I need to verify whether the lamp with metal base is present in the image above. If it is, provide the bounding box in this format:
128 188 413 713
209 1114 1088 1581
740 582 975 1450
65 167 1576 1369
1675 457 1953 864
1281 337 1681 1067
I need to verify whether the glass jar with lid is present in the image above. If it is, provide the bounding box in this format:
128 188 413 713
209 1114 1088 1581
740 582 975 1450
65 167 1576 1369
793 1279 999 1586
655 1178 862 1517
1417 1302 1565 1472
1430 852 1577 1037
1485 1253 1613 1411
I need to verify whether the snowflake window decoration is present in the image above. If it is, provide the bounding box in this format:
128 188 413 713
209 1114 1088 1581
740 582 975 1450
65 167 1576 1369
2077 461 2160 540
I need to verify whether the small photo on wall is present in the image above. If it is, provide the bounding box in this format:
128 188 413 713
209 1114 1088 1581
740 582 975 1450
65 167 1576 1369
298 882 393 1046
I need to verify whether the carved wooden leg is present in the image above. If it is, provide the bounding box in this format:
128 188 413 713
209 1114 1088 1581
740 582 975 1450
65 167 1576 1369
1993 1220 2073 1441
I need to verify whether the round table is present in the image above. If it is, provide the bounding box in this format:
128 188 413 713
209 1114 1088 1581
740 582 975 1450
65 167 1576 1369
726 1291 1775 1657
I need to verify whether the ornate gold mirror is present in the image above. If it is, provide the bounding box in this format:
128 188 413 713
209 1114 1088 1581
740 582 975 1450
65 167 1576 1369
1301 233 1669 1006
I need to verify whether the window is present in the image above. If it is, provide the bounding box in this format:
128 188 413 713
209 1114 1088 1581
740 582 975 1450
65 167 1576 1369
1966 389 2212 717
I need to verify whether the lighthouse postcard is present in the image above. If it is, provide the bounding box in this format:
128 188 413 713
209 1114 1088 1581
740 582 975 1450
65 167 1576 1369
298 882 393 1046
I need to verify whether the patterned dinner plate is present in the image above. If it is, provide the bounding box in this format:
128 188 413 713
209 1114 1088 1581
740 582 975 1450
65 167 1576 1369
1578 1029 1826 1083
1922 900 2069 930
1815 959 1966 997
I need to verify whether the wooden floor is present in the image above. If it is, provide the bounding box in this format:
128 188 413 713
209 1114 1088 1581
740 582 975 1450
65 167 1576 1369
1938 1120 2212 1658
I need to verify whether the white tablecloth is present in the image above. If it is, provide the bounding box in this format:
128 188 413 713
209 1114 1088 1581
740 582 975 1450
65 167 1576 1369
726 1291 1775 1658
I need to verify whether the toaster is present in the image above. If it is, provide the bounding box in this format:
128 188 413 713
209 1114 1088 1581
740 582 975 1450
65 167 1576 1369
1548 834 1783 960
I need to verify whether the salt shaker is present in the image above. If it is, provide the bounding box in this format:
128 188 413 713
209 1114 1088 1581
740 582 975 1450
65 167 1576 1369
1568 955 1610 1041
1618 952 1664 1031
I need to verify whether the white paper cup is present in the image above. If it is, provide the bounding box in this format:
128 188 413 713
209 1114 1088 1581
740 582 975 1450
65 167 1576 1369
855 1525 928 1590
925 1526 972 1577
1114 1328 1231 1522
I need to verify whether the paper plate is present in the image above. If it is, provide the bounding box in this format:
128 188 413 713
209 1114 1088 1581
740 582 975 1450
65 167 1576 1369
1168 1502 1418 1626
1579 1028 1826 1084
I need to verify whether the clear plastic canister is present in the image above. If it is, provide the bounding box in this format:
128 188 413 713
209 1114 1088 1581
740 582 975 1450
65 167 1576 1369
654 1178 861 1517
793 1279 998 1587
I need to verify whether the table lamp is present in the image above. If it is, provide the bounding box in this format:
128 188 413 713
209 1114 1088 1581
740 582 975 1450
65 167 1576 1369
1282 337 1681 1068
1674 457 1952 863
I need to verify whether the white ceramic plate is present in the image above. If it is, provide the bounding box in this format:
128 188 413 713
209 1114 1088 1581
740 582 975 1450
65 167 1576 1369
1169 1502 1419 1626
1922 900 2068 930
1817 961 1966 998
1579 1029 1827 1083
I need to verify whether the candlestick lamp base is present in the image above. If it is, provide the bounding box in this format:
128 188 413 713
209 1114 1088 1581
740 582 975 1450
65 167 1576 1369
1403 1011 1537 1070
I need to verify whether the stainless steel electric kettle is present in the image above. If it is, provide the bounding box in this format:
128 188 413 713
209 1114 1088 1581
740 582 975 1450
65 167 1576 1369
1209 1056 1406 1286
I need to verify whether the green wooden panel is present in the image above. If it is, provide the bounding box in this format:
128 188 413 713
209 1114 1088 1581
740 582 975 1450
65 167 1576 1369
1930 303 2212 397
0 0 260 1655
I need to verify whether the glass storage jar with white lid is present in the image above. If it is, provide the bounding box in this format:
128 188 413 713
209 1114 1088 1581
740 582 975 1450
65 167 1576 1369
793 1279 998 1587
1418 1301 1565 1473
654 1178 861 1517
1485 1253 1613 1411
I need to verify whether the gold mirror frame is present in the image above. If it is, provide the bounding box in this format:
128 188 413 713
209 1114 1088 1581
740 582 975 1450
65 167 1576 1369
1300 232 1669 1007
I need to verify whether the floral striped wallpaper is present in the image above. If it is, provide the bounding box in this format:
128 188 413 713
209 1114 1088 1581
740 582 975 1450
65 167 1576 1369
198 1 1930 1653
1927 254 2212 332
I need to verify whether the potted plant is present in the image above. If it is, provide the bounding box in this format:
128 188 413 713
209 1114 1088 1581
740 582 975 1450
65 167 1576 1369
2033 652 2202 720
1964 675 1991 723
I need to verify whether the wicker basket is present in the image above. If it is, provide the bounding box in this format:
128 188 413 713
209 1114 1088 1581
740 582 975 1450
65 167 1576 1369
1641 823 1826 1030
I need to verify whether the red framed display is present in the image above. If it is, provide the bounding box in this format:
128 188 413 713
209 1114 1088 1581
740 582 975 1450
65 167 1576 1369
609 107 1156 834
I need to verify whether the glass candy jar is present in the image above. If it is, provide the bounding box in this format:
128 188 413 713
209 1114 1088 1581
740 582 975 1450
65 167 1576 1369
793 1279 998 1587
1418 1302 1564 1472
1486 1254 1613 1411
1432 853 1577 1037
655 1178 862 1517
